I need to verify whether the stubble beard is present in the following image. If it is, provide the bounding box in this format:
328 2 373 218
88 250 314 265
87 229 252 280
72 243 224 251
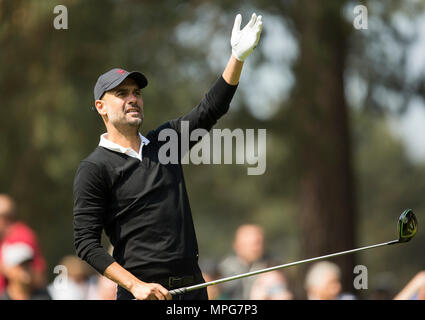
112 113 144 134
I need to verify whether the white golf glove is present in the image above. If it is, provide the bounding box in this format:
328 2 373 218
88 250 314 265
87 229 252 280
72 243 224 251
231 13 263 62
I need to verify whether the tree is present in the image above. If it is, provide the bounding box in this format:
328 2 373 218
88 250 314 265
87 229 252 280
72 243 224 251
282 0 357 293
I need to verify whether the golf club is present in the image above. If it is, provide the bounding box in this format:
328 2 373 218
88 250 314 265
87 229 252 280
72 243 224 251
169 208 418 296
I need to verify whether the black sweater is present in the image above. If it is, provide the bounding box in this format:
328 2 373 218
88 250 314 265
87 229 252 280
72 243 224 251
73 76 237 279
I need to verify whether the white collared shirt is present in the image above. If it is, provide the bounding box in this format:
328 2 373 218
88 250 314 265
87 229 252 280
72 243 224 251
99 132 150 161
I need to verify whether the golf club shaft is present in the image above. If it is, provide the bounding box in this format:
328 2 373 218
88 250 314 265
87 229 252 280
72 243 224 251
169 239 399 296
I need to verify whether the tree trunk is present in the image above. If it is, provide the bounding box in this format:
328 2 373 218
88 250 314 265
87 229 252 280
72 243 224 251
289 0 357 295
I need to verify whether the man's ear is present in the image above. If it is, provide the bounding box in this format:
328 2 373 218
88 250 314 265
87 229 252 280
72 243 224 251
95 99 107 116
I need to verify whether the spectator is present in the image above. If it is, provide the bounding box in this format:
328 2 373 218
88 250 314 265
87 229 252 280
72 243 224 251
85 244 117 300
394 271 425 300
0 194 47 294
47 255 93 300
218 224 268 299
0 242 51 300
249 269 293 300
304 261 356 300
200 259 222 300
87 274 117 300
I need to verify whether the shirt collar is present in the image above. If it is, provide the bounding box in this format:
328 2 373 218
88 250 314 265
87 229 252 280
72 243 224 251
99 132 150 159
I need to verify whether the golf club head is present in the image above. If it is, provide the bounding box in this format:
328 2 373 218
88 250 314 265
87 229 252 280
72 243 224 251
397 209 417 243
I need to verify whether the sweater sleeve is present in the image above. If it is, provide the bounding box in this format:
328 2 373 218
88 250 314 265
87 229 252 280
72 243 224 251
73 161 115 274
168 76 238 139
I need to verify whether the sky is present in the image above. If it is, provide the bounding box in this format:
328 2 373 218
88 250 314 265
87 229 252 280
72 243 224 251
389 11 425 164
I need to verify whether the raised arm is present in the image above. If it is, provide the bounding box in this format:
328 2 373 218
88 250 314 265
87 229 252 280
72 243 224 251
223 13 263 85
167 13 263 134
222 55 244 85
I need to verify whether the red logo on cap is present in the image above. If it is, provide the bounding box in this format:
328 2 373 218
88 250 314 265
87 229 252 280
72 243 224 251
116 69 126 75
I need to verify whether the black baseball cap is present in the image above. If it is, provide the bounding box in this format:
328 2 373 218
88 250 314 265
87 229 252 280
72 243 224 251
94 68 148 100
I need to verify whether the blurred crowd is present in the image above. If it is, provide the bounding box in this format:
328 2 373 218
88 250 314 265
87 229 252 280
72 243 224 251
0 194 116 300
0 193 424 300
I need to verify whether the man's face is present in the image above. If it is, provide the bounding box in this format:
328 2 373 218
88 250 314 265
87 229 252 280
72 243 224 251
4 260 35 288
96 78 144 130
234 226 264 264
314 271 342 300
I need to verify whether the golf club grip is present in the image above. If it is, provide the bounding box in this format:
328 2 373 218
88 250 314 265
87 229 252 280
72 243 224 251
169 287 188 296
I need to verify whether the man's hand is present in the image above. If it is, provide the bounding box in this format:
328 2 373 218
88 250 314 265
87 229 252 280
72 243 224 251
231 13 263 62
103 262 172 300
130 280 172 300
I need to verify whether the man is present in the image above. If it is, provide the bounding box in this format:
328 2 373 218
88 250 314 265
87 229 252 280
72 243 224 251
0 242 51 300
304 261 356 300
0 194 46 294
73 13 263 300
249 269 293 300
47 255 92 300
218 224 269 299
394 271 425 300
